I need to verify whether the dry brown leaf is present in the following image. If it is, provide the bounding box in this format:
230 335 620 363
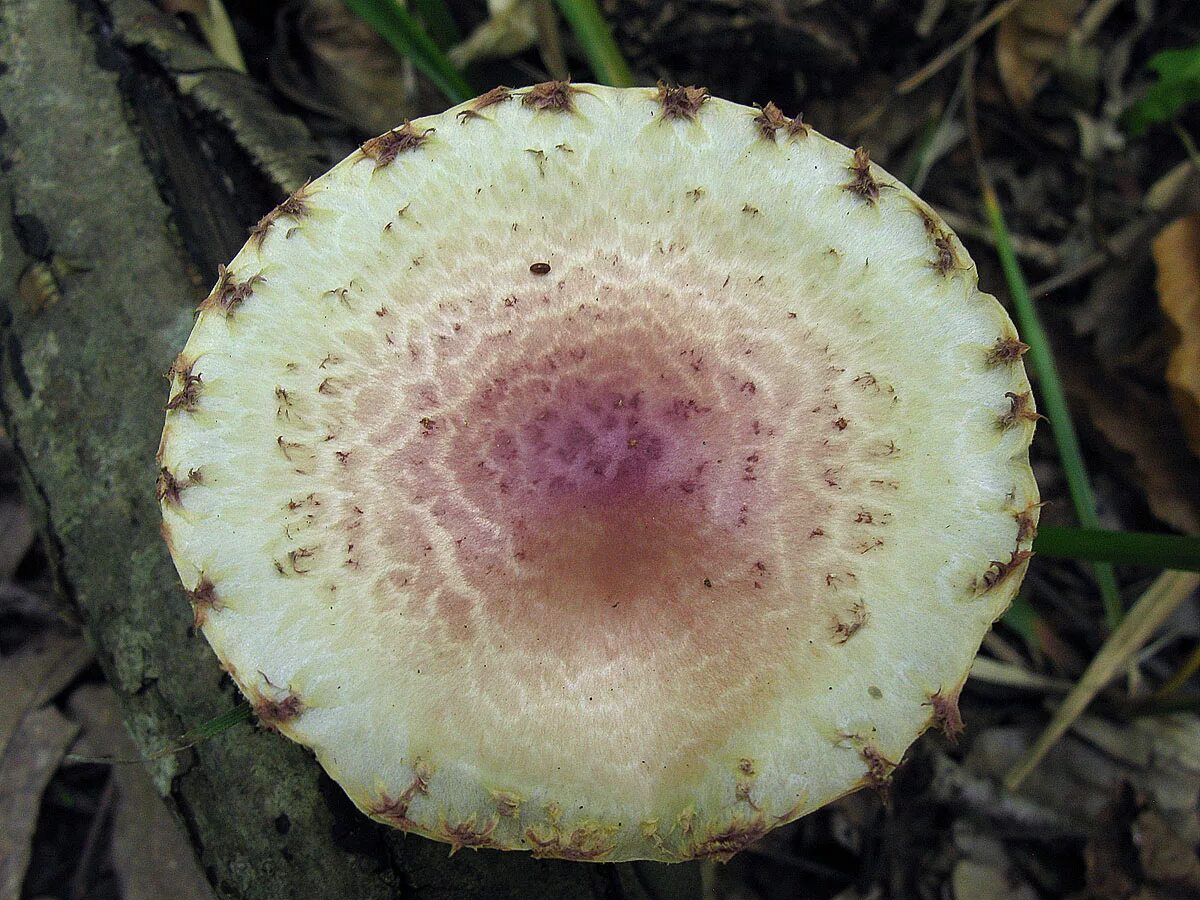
1134 807 1200 891
271 0 430 136
1056 341 1200 534
68 685 215 900
1152 214 1200 459
0 630 93 754
0 634 90 898
995 0 1084 107
449 0 538 68
1082 784 1200 899
0 706 79 897
0 499 35 580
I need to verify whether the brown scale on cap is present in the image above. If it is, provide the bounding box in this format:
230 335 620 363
832 600 868 644
930 233 962 276
186 576 222 628
785 113 811 139
156 466 201 506
198 264 263 317
165 351 193 382
165 358 202 412
521 80 583 112
687 814 770 862
360 122 435 169
734 757 760 807
987 337 1031 366
276 436 315 471
752 102 790 141
253 690 304 732
369 761 432 829
859 744 896 795
491 789 522 819
524 819 617 861
283 546 316 576
442 816 501 854
979 549 1034 592
457 86 514 121
843 148 880 205
925 686 965 743
998 391 1044 429
656 83 710 121
248 181 313 248
913 203 962 275
369 796 418 829
1015 501 1044 544
274 386 293 419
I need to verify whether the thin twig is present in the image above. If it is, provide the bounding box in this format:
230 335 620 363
1075 0 1127 43
1004 571 1200 790
1031 151 1200 296
1030 253 1107 297
970 656 1073 693
939 208 1062 269
1173 121 1200 168
908 58 971 192
896 0 1023 95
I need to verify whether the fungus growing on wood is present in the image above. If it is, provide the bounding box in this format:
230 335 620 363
158 83 1039 863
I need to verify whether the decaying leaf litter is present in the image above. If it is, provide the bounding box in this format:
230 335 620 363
2 0 1199 897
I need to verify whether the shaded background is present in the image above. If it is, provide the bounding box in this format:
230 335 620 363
1 1 1199 898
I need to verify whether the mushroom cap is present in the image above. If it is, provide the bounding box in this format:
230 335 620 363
158 83 1038 863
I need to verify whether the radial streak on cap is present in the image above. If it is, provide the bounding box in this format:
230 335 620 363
158 84 1039 863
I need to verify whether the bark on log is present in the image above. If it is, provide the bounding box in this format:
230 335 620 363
0 1 636 896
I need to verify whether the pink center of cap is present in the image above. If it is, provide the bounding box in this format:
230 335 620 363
347 267 855 665
335 264 872 788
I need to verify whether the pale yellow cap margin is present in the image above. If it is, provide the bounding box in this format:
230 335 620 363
158 83 1038 863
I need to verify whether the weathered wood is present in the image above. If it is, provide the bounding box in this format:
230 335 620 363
0 1 616 896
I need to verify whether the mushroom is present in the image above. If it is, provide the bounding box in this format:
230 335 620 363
158 82 1039 862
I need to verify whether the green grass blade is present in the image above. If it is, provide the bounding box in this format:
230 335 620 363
1005 570 1200 788
344 0 473 104
551 0 635 87
64 702 254 765
410 0 462 51
1034 525 1200 572
981 186 1124 628
178 701 254 743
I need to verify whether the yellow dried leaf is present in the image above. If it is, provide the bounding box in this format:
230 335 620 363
448 0 538 68
159 0 246 73
1153 214 1200 458
285 0 426 135
994 0 1084 107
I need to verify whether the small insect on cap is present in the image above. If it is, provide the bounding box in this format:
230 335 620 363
158 83 1038 862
